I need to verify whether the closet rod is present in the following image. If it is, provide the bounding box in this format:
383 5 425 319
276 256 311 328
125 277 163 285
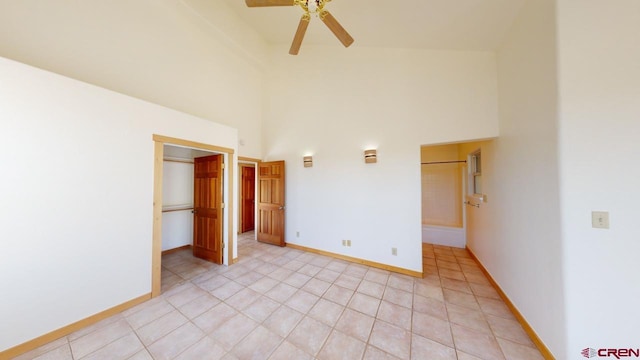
421 160 467 165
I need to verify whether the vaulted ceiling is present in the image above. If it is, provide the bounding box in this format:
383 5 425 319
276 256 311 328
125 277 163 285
219 0 526 51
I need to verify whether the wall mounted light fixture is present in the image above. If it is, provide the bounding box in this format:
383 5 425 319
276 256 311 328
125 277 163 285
303 156 313 167
364 149 377 164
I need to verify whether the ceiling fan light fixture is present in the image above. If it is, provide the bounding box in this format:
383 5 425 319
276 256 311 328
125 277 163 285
247 0 352 55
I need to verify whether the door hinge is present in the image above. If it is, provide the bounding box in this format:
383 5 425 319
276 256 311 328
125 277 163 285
221 163 225 170
221 203 225 209
222 242 225 249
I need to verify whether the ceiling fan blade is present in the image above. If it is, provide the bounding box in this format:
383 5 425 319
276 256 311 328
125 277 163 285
289 16 310 55
245 0 294 7
320 10 354 48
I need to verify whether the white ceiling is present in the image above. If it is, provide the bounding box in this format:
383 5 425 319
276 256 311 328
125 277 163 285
219 0 526 51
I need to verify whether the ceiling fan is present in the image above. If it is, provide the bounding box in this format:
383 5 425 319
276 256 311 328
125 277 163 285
245 0 354 55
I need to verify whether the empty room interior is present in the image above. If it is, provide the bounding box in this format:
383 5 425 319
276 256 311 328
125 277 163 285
1 0 638 359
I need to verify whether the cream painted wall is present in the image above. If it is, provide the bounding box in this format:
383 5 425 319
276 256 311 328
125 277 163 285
463 0 566 356
0 0 264 158
0 57 237 351
557 0 640 356
264 46 499 272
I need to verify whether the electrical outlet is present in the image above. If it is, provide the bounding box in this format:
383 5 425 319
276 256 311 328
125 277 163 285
342 240 346 246
391 247 397 256
347 240 352 247
296 231 300 238
592 211 610 229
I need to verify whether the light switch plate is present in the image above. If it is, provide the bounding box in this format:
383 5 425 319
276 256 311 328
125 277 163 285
592 211 610 229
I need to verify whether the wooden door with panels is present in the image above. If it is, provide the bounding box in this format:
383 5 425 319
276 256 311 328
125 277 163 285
257 161 286 246
241 165 256 233
193 154 224 264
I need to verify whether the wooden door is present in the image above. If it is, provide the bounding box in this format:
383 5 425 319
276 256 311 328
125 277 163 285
241 166 256 233
193 154 223 264
257 161 285 246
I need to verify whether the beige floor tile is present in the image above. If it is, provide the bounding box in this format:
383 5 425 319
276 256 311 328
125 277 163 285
325 260 349 273
211 313 259 351
348 292 381 317
263 305 304 337
13 338 69 360
254 263 280 276
469 282 502 299
439 268 467 281
242 295 281 322
69 319 132 359
283 272 312 288
227 287 261 310
443 288 480 310
248 276 280 294
369 320 411 359
447 303 492 334
477 296 515 319
136 310 188 346
268 268 294 281
285 290 320 314
414 282 444 301
437 259 462 272
413 294 448 320
335 308 375 342
235 271 265 286
451 324 505 360
457 350 484 360
178 293 220 319
283 259 306 271
377 301 412 330
344 264 369 278
32 343 73 360
192 302 239 334
364 269 390 285
382 287 413 308
302 278 332 296
317 330 366 360
322 284 355 306
315 268 342 283
231 325 283 360
335 274 362 290
196 274 232 292
496 338 544 360
298 264 322 277
363 345 401 360
419 273 443 287
357 280 386 299
441 277 473 294
265 282 298 303
308 298 345 326
486 314 535 346
81 332 143 360
210 281 245 300
124 298 174 330
127 349 153 360
411 333 457 360
165 283 208 308
287 316 332 356
412 311 454 347
174 337 226 360
387 275 414 293
268 340 313 360
147 322 205 360
68 314 124 341
464 272 492 285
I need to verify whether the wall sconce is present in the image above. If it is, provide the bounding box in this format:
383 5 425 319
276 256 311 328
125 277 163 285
303 156 313 167
364 149 377 164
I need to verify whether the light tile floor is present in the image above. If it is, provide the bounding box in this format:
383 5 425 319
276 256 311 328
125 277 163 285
15 233 544 360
